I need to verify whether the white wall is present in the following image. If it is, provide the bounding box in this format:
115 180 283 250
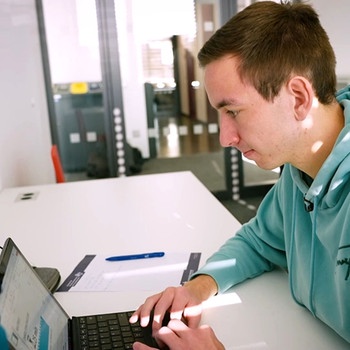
311 0 350 82
0 0 55 190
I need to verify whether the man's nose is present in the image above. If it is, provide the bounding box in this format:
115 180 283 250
219 115 240 147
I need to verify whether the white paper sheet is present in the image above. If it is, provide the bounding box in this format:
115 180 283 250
58 252 198 292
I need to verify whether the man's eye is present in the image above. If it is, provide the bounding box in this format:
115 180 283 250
226 110 239 117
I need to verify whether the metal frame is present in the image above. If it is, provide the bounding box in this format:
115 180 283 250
35 0 58 146
95 0 130 177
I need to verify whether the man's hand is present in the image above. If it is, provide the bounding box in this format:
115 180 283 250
133 319 225 350
130 275 218 331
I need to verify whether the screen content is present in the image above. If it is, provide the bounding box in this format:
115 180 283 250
0 245 69 350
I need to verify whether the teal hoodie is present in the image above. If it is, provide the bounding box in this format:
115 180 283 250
194 85 350 342
0 326 8 349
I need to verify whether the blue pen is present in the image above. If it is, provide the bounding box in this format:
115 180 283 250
105 252 165 261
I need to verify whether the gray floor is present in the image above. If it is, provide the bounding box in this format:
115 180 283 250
219 196 263 224
140 151 226 193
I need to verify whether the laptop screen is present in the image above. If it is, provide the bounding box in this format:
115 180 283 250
0 238 69 350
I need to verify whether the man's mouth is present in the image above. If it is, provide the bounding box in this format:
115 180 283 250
243 149 255 158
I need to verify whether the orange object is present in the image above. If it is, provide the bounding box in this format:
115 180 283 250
51 145 65 183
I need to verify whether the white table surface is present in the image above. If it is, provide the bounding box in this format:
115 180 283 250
0 171 348 349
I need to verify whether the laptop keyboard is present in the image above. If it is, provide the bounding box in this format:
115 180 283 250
72 311 157 350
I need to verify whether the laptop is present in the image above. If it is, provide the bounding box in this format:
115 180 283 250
0 238 161 349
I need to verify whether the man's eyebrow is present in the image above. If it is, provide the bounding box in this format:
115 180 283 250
215 98 240 109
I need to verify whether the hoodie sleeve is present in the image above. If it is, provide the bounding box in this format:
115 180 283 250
0 326 8 350
192 173 288 294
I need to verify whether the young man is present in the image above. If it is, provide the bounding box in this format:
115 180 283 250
131 1 350 349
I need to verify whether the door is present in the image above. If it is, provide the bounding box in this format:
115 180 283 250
38 0 129 180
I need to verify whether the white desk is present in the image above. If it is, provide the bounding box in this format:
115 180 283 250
0 171 348 349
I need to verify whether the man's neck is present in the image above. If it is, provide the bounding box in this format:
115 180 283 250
296 101 344 179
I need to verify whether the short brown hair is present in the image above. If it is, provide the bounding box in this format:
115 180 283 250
198 1 336 104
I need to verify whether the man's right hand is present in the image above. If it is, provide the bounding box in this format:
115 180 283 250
129 274 218 332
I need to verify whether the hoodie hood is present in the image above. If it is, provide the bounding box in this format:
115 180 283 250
291 85 350 210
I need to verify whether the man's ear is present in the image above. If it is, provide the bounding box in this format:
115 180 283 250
287 76 314 121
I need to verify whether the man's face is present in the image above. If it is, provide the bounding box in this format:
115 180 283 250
204 55 298 170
